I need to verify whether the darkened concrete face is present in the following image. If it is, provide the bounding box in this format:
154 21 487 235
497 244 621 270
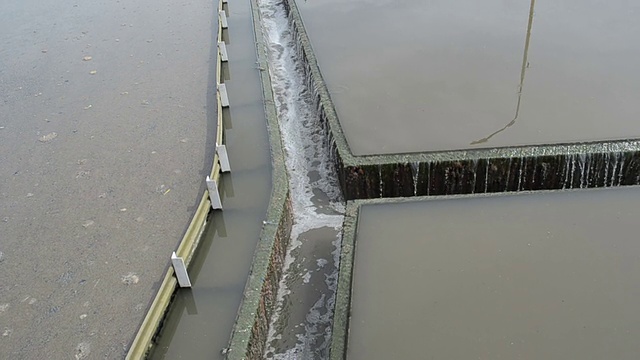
296 0 640 155
347 188 640 359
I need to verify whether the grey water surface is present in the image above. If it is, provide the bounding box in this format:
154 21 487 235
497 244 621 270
296 0 640 155
350 187 640 359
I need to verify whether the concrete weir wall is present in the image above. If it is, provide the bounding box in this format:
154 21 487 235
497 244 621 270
342 147 640 199
282 0 640 200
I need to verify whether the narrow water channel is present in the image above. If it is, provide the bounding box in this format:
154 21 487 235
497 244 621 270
147 1 272 357
256 0 345 358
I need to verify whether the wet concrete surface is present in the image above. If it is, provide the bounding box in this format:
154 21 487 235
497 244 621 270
296 0 640 155
148 2 273 358
349 187 640 359
0 0 216 357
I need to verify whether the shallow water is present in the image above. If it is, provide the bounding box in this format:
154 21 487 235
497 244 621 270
296 0 640 155
350 187 640 359
147 1 272 358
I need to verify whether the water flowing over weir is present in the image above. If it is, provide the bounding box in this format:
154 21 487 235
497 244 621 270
257 0 345 358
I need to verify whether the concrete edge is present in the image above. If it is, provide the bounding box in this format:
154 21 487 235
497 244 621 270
125 0 227 357
126 195 211 360
224 0 293 358
329 201 359 360
284 0 640 200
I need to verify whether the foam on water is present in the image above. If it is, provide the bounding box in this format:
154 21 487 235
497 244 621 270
256 0 345 358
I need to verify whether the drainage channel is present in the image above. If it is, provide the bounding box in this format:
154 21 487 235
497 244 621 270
144 0 272 358
255 0 345 358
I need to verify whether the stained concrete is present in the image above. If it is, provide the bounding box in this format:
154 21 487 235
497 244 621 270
0 0 216 357
338 187 640 359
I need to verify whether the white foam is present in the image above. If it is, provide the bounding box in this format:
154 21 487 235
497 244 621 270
259 0 346 358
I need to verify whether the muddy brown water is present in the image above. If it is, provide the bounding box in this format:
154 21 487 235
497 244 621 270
0 0 217 358
296 0 640 155
147 1 273 358
349 187 640 359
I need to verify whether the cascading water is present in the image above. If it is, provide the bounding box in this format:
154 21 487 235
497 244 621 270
410 162 420 196
257 0 345 358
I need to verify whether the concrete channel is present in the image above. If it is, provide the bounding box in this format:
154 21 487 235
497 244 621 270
145 0 274 358
122 0 285 357
222 0 640 359
122 0 640 358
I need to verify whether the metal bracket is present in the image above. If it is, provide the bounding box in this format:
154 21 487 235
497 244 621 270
206 176 223 209
171 252 192 288
216 144 231 172
218 41 228 62
218 83 229 107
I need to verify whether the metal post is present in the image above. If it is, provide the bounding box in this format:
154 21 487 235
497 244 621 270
206 176 223 209
218 41 228 62
218 83 229 107
219 10 228 29
171 252 192 288
216 144 231 172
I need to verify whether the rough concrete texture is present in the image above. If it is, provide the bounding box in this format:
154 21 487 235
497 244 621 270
0 0 217 358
